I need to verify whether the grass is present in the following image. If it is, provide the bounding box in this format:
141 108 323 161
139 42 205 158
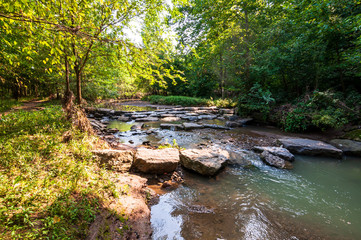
0 99 21 112
0 105 128 239
142 95 236 108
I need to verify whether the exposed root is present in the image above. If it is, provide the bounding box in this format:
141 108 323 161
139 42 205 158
63 91 94 134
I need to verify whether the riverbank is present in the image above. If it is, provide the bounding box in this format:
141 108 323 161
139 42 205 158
0 103 154 239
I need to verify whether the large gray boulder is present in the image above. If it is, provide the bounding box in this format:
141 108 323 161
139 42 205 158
133 148 180 174
92 149 134 172
278 138 343 158
180 149 229 176
253 146 295 162
260 151 292 169
329 139 361 157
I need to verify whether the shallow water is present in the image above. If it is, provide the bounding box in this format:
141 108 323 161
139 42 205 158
95 103 156 112
151 156 361 240
107 120 361 239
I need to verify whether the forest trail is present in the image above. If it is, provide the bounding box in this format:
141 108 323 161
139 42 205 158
0 99 47 117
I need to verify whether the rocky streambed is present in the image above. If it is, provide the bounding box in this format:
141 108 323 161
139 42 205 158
85 103 361 239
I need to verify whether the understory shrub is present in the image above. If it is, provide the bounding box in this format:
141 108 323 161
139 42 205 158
279 90 360 132
143 95 236 108
238 83 275 120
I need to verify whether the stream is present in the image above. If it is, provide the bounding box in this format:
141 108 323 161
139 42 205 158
99 105 361 240
151 155 361 240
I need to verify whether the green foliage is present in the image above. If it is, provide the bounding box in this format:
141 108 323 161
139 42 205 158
143 95 236 108
279 90 360 132
238 83 275 119
143 95 211 106
158 139 183 150
343 129 361 141
0 105 129 238
0 99 21 112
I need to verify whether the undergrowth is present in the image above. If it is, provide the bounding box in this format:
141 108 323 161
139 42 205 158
0 105 127 239
143 95 236 108
0 99 21 112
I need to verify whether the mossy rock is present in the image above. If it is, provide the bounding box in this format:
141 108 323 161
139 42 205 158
343 129 361 141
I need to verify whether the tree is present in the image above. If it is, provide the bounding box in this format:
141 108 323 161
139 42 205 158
0 0 178 102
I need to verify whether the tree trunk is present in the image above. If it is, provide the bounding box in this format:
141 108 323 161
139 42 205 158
65 55 70 95
75 67 82 104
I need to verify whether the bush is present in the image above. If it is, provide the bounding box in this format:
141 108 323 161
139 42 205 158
238 83 275 119
143 95 211 106
279 90 360 132
142 95 236 108
0 99 21 112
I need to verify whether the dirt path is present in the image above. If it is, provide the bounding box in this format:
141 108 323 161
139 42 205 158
12 99 46 111
0 99 47 118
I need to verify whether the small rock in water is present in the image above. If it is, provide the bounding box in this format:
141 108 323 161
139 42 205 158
253 146 295 162
260 150 293 169
129 140 134 144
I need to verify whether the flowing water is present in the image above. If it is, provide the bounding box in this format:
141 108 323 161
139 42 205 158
108 120 361 239
151 155 361 240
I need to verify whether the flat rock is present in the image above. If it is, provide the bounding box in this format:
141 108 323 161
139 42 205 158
160 123 184 130
180 115 198 121
92 149 134 172
180 148 229 176
160 114 176 117
135 117 159 122
117 115 130 121
278 138 343 158
203 124 231 130
260 151 292 169
183 122 204 130
330 139 361 157
133 148 180 174
197 115 217 120
220 108 235 114
253 146 295 162
185 112 199 116
161 117 181 122
131 114 148 119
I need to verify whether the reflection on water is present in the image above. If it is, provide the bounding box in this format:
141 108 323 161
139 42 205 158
151 156 361 240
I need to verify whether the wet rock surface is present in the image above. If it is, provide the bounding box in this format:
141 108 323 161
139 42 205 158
253 146 295 162
278 138 343 158
260 150 293 169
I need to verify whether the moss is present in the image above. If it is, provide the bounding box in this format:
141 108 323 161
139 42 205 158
343 129 361 141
